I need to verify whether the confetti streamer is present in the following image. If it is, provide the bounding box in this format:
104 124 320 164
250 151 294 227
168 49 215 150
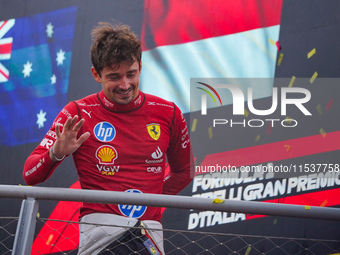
316 104 323 115
46 234 54 245
244 109 249 117
191 118 198 132
273 218 278 225
305 205 311 210
326 99 333 111
245 246 252 255
307 48 316 59
275 41 281 51
267 123 273 134
212 197 225 204
288 76 296 87
208 127 213 139
255 135 260 142
285 117 292 123
277 53 284 66
310 71 318 84
320 128 326 138
269 38 275 45
284 145 292 152
320 199 328 207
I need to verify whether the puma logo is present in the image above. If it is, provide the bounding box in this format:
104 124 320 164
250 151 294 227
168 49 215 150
82 109 92 118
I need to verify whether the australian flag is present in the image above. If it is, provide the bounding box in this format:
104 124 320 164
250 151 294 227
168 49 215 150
0 6 77 146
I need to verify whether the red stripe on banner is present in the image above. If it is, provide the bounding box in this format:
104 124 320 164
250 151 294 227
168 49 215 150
31 182 82 254
141 0 283 50
246 188 340 220
198 130 340 173
0 42 12 54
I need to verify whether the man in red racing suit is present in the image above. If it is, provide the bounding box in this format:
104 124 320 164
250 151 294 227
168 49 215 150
23 22 193 255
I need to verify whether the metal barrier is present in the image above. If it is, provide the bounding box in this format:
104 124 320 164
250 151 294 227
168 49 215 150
1 184 340 254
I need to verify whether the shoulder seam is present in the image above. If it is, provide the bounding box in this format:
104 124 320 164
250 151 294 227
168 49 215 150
170 102 176 135
72 101 83 135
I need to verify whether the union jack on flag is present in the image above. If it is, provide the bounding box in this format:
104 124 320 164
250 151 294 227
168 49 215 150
0 6 77 146
0 19 15 82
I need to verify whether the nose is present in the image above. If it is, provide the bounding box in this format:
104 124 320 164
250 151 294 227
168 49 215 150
120 76 129 90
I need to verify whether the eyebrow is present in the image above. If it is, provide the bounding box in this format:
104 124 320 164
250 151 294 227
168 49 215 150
105 68 138 77
127 68 138 73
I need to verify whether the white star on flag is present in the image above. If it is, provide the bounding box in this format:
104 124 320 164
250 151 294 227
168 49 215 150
50 74 56 84
22 61 33 78
46 22 54 38
56 49 65 66
36 110 47 129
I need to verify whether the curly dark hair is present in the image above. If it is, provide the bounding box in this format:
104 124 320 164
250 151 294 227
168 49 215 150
90 22 142 76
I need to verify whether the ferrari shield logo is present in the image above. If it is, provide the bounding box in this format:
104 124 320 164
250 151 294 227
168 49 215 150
147 123 161 140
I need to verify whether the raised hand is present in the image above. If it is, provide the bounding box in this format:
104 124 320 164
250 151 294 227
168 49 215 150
49 115 90 162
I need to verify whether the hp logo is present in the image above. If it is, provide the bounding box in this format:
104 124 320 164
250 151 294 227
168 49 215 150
94 122 116 142
118 189 147 218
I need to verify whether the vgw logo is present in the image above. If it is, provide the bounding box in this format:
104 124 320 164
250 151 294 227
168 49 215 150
196 82 312 128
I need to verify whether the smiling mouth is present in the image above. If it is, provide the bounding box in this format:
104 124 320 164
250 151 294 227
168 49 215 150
116 88 133 95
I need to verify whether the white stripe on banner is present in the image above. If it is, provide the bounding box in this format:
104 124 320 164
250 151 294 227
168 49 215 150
140 25 280 113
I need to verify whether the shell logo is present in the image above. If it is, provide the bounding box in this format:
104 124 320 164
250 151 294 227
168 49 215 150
95 145 118 165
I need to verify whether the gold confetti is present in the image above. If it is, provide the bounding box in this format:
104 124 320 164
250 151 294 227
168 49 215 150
320 199 328 207
310 71 318 84
307 48 316 59
273 218 278 225
284 145 292 152
37 212 40 218
191 118 198 132
305 205 311 210
288 76 296 88
244 109 249 117
46 234 54 245
212 197 225 204
208 127 213 139
320 128 327 138
277 53 284 66
269 38 276 45
245 246 252 255
285 117 292 123
255 135 260 142
316 104 323 115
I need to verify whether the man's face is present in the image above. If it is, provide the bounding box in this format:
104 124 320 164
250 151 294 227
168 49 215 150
91 61 141 105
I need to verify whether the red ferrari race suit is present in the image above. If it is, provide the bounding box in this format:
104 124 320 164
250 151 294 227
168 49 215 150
23 90 193 222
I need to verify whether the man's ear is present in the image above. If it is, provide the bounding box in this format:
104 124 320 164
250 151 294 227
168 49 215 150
91 67 101 83
139 61 142 73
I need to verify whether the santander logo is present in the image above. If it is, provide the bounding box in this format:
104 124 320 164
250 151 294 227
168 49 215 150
151 146 163 159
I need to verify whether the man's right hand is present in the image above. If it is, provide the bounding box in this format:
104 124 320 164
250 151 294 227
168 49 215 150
49 115 90 162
